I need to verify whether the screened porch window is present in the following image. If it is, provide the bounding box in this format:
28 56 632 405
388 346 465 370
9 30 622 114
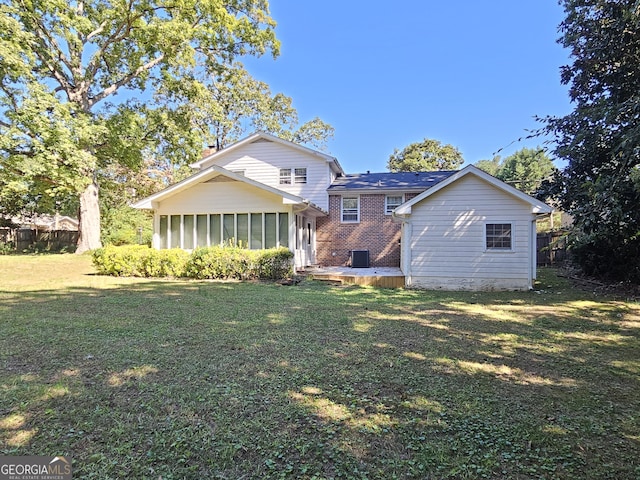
158 213 290 250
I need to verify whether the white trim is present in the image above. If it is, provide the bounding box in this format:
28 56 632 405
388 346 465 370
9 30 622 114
341 195 360 223
189 131 344 175
394 165 553 215
131 164 327 216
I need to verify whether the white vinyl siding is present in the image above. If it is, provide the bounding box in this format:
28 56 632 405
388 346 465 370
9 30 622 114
196 140 331 210
341 196 359 223
405 175 534 291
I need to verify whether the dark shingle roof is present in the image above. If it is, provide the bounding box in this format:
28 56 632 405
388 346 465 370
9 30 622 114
328 171 457 191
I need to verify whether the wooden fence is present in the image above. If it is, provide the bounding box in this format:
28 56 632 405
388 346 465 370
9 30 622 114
537 231 568 266
0 228 78 252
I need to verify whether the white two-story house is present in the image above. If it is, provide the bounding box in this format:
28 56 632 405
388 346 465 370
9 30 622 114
132 132 344 269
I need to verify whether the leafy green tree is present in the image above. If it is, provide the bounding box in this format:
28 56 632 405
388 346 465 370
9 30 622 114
387 138 464 172
0 0 278 253
161 63 334 152
542 0 640 282
474 156 503 177
495 148 556 194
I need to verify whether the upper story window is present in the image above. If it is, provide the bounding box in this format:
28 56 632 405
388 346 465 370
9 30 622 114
279 167 307 185
385 195 404 215
341 196 359 223
294 168 307 184
279 169 292 185
486 223 513 250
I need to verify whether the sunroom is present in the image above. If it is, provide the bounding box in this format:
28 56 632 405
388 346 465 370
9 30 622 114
131 165 326 268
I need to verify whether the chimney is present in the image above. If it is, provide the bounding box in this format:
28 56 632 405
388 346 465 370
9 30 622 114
201 146 216 158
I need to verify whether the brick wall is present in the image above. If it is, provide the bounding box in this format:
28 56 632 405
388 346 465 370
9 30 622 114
317 194 406 267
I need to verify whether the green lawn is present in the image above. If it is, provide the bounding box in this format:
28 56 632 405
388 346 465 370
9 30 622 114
0 254 638 479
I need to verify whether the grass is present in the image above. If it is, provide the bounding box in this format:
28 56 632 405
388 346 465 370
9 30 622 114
0 254 639 479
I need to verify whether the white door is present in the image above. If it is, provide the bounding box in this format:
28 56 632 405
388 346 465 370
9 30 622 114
295 215 316 268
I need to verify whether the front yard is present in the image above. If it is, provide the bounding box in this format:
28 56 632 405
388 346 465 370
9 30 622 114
0 255 638 479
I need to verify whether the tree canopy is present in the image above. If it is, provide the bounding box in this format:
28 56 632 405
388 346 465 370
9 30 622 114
0 0 281 252
387 138 464 172
542 0 640 282
475 147 556 195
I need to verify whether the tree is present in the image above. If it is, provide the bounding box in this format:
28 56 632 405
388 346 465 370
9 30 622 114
387 138 464 172
0 0 278 253
93 63 334 248
474 148 555 195
160 63 334 152
542 0 640 282
474 156 503 177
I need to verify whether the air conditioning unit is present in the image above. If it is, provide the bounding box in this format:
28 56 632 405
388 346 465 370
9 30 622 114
351 250 370 268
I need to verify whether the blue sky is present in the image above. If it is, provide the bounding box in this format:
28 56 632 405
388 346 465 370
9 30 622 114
243 1 573 173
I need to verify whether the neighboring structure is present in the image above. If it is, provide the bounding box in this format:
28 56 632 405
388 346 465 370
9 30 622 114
132 132 553 290
9 214 79 231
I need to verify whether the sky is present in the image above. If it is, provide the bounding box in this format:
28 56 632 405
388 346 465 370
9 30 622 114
242 0 574 174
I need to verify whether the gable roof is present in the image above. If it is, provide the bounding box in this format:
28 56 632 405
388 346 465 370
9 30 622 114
328 171 457 192
394 165 553 215
189 131 345 175
131 164 327 215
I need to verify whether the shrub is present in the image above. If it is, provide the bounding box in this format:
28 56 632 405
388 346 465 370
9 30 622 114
570 232 640 283
255 247 294 280
185 245 254 280
92 245 189 277
92 245 293 281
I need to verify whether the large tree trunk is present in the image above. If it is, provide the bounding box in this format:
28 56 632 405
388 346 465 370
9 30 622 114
76 179 102 253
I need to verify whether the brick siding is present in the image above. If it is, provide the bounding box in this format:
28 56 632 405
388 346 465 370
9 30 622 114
316 193 417 267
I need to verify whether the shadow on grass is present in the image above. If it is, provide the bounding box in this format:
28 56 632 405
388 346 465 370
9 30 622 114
0 274 639 479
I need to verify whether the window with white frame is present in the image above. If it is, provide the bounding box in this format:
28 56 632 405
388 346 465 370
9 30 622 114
385 195 404 214
341 196 359 223
279 167 307 184
294 168 307 184
279 169 292 184
485 223 513 250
